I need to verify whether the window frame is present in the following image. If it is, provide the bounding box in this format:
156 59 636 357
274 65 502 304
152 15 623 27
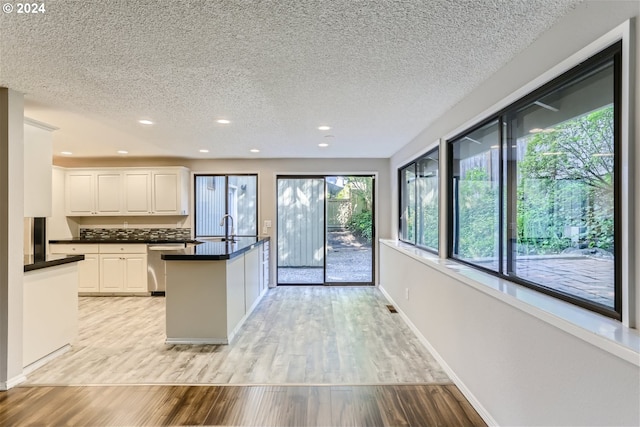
398 146 440 254
193 173 259 238
446 41 622 320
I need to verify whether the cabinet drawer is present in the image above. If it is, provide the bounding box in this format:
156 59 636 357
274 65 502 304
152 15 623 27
50 244 100 254
99 244 147 254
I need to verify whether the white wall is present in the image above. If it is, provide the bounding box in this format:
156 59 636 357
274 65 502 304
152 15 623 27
385 1 640 425
0 88 26 389
380 243 640 426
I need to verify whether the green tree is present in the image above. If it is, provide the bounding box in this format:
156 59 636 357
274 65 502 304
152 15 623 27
457 168 498 259
517 106 614 252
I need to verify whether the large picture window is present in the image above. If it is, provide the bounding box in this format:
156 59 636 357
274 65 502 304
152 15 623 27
449 42 621 319
399 147 439 253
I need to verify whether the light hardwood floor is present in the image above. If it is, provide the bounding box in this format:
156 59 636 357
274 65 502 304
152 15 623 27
26 286 450 385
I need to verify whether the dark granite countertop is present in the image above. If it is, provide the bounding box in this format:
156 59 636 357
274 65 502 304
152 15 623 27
162 236 270 261
24 254 85 272
49 238 198 244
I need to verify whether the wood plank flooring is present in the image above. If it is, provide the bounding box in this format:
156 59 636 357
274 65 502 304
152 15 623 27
0 384 487 426
26 287 450 385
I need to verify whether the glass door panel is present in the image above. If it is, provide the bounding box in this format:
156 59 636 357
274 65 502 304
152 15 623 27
325 176 374 284
277 177 325 284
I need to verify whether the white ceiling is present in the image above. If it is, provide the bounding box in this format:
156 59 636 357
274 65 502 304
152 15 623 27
0 0 582 159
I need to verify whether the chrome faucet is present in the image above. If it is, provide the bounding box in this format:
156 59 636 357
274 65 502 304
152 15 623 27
219 214 235 241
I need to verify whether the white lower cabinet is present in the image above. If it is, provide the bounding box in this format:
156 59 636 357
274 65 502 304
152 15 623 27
50 243 147 294
100 255 125 292
244 247 261 312
78 254 100 293
99 253 147 293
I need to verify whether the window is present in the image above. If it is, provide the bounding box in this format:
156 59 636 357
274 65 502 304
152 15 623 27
194 174 258 237
449 42 621 319
451 121 501 270
399 147 439 253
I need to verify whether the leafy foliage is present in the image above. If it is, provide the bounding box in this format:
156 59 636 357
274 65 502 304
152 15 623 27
454 105 615 259
517 106 614 253
457 168 498 259
347 210 372 243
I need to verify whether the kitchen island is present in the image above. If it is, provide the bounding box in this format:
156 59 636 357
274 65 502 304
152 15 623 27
162 237 269 344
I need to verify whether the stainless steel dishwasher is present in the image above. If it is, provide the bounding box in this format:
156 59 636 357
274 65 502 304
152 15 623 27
147 243 187 295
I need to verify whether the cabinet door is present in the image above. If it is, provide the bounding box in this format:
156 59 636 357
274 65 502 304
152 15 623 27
100 255 124 292
123 254 147 292
152 172 179 214
244 248 261 311
78 254 100 293
262 241 270 290
66 172 95 215
123 171 152 215
95 172 123 214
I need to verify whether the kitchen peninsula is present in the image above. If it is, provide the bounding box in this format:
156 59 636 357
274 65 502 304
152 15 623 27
162 237 270 344
23 254 84 370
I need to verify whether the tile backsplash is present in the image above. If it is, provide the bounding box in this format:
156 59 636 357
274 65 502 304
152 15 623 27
80 228 191 241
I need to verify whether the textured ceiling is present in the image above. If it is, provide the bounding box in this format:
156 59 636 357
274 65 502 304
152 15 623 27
0 0 582 159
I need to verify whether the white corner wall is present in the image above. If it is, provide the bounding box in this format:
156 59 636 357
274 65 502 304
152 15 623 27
385 1 640 425
380 243 640 426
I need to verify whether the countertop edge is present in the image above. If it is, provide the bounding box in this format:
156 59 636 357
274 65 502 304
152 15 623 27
162 237 269 261
24 255 85 272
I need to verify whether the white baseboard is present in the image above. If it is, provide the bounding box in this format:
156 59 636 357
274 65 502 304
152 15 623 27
0 373 27 390
379 285 499 427
23 344 71 376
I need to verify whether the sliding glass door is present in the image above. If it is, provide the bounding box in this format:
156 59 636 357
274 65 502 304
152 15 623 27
277 177 325 284
277 175 374 285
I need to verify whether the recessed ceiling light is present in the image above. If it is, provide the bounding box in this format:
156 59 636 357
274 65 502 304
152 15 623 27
117 150 128 154
318 125 331 131
217 119 231 124
250 148 260 153
138 119 154 125
318 143 329 148
61 151 73 155
199 149 210 153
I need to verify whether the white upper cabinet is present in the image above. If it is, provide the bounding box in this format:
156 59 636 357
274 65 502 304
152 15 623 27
96 171 123 214
24 119 54 217
153 170 182 214
123 170 152 214
66 167 189 217
66 170 123 216
66 171 95 215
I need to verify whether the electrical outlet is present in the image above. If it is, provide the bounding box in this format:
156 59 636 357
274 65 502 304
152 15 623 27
123 221 128 229
262 226 268 235
405 288 409 300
